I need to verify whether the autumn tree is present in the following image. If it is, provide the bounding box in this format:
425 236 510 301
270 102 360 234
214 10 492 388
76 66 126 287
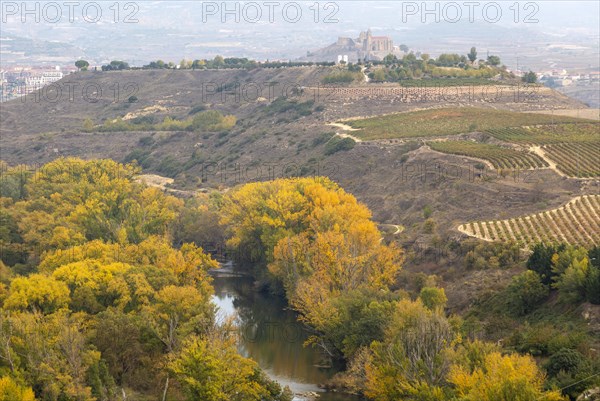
221 178 402 359
0 376 36 401
4 274 70 314
364 300 455 400
170 335 292 401
448 352 567 401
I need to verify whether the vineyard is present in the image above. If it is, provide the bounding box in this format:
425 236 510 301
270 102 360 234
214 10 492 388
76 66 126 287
345 108 588 140
458 195 600 248
486 123 599 177
428 141 548 170
543 142 600 177
486 123 599 145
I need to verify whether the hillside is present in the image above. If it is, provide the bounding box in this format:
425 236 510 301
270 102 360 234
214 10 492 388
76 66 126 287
1 67 596 278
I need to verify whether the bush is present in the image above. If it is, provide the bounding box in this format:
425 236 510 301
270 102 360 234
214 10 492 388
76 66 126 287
544 348 583 377
423 205 433 219
189 104 207 115
419 287 447 311
322 71 361 84
324 137 355 155
138 136 155 147
553 258 590 304
423 218 436 234
311 133 331 147
545 348 600 399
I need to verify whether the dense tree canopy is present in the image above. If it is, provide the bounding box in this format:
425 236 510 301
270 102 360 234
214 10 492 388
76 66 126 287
0 158 285 401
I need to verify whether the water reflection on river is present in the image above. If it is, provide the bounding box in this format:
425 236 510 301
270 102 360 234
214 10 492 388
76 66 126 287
210 266 363 401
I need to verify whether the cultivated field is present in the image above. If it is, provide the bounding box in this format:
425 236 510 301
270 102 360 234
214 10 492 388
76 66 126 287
345 108 590 140
458 195 600 248
543 143 600 177
486 123 599 145
428 141 548 170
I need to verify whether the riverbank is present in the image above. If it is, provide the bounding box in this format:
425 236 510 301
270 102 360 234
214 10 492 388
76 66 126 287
210 263 364 401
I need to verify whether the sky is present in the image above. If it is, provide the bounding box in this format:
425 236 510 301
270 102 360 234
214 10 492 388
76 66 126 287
1 1 598 67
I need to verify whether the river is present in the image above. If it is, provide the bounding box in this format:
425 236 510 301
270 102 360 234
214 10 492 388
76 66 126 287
210 264 364 401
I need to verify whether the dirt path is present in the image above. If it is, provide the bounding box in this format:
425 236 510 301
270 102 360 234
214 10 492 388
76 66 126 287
381 224 404 235
361 66 370 83
391 224 404 234
327 122 361 132
135 174 200 197
327 122 363 142
135 174 174 190
529 145 567 178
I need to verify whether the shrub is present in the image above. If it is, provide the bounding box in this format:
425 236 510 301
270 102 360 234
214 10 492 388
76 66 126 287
423 218 436 234
324 137 355 155
544 348 583 377
322 71 361 84
419 287 447 312
138 136 155 147
189 104 207 115
312 134 331 147
423 205 433 219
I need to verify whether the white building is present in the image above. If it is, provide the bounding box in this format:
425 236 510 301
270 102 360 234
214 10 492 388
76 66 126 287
24 71 63 91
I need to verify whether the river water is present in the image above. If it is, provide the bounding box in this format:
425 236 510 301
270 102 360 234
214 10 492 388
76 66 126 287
210 264 363 401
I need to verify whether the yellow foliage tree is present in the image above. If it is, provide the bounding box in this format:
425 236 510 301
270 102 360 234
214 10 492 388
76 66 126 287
448 352 567 401
3 274 70 314
0 376 36 401
10 158 183 257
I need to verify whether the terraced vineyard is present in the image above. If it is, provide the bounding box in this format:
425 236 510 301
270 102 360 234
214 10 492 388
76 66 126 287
428 141 548 170
486 123 599 145
458 195 600 248
486 123 600 177
543 142 600 177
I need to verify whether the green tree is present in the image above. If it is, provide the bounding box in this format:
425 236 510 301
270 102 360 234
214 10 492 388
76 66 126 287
527 243 564 285
506 270 548 315
213 55 225 68
487 55 501 66
372 69 386 82
553 257 590 303
467 47 477 63
522 71 538 83
419 287 447 312
75 60 89 71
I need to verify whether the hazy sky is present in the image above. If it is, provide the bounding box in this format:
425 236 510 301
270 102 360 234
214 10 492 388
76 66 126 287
1 1 598 66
